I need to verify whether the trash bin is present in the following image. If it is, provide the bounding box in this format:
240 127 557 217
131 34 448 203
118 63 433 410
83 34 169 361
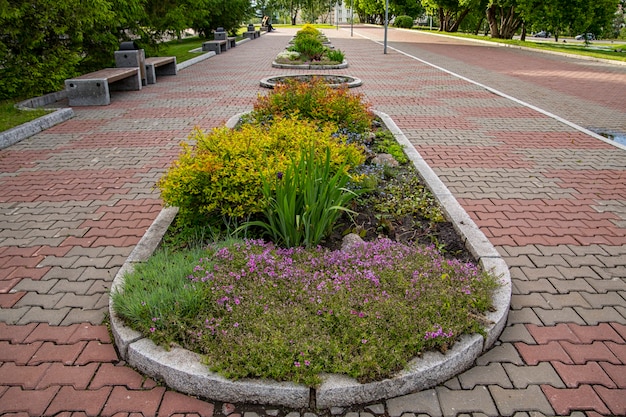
214 27 227 41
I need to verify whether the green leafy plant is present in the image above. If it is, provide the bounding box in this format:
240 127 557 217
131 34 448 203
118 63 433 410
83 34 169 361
373 130 409 164
244 146 362 248
326 48 345 63
293 34 326 61
394 15 414 29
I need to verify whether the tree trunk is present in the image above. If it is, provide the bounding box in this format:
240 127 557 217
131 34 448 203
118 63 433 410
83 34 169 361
520 22 526 41
486 4 501 38
438 7 445 31
449 8 471 32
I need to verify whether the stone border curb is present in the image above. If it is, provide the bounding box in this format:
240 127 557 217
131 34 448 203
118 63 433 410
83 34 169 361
109 112 511 409
272 59 348 70
1 91 74 150
260 75 362 89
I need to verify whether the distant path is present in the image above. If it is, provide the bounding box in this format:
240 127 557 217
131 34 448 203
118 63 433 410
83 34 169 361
347 25 626 137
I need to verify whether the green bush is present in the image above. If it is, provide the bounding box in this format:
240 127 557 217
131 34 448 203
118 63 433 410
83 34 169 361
157 118 365 227
393 16 414 29
293 34 325 61
249 77 373 136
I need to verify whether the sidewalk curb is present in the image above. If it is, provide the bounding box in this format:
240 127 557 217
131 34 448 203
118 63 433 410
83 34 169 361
109 112 511 409
0 91 74 150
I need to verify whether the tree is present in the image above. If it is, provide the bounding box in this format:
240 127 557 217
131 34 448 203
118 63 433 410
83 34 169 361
486 0 522 38
421 0 482 32
0 0 145 100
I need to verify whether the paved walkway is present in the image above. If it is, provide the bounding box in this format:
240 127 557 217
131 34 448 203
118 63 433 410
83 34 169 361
1 25 625 417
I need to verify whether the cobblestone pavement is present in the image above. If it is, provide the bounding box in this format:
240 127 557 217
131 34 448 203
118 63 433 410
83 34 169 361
1 25 625 417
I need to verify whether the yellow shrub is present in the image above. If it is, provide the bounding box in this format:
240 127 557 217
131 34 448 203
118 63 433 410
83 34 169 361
157 118 365 225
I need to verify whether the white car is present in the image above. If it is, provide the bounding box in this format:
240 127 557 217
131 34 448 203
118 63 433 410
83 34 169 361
575 33 595 40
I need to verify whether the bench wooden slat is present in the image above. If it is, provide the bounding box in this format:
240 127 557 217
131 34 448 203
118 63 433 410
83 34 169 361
145 57 176 67
72 68 139 83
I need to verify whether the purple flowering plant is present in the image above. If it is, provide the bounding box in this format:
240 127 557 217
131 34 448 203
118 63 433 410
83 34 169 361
115 237 498 387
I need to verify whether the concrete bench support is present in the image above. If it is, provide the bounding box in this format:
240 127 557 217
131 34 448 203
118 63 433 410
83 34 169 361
145 56 177 85
202 40 228 54
115 49 147 86
227 37 237 48
244 31 260 40
65 68 141 106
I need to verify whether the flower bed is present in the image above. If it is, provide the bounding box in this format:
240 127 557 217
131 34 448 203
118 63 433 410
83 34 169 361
272 24 347 69
109 78 511 408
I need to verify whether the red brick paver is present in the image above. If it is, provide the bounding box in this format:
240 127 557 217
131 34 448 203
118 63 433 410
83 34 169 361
1 25 625 416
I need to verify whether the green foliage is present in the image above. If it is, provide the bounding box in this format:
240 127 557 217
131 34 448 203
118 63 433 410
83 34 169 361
250 77 373 136
373 130 409 164
370 169 446 224
293 33 326 60
245 146 362 248
114 239 499 386
326 48 345 63
157 118 366 228
394 15 415 28
0 0 145 99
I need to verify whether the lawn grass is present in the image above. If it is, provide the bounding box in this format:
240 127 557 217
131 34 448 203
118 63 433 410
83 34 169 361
0 101 52 133
413 28 626 62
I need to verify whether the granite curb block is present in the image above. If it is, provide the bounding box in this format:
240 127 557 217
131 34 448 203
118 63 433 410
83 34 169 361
1 90 74 149
260 75 363 89
109 112 511 408
271 59 349 70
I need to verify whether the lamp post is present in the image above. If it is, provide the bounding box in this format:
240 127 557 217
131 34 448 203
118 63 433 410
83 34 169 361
383 0 389 53
350 0 353 36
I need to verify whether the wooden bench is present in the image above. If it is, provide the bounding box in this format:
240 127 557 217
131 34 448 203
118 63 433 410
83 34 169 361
65 67 141 106
145 56 177 84
202 39 228 54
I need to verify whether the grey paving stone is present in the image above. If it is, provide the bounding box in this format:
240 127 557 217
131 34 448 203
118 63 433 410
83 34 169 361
15 292 64 308
575 306 626 325
555 266 602 280
510 294 550 310
16 306 70 325
60 308 108 326
548 278 596 294
11 278 59 294
386 389 441 417
534 307 586 326
585 277 626 293
580 292 625 308
365 404 385 415
542 293 592 309
512 280 557 295
506 308 543 326
49 279 94 295
498 324 535 344
517 266 565 281
502 363 565 389
476 343 524 366
458 363 513 389
0 306 29 324
55 293 103 309
489 385 554 416
436 386 498 417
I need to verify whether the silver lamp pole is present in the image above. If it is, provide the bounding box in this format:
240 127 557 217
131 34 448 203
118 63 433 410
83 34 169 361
383 0 389 53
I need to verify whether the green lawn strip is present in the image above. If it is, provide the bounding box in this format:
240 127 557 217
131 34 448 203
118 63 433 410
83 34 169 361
413 29 626 63
0 101 53 132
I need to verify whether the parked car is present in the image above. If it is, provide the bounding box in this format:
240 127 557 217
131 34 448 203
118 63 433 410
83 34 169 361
533 31 550 38
575 33 595 40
